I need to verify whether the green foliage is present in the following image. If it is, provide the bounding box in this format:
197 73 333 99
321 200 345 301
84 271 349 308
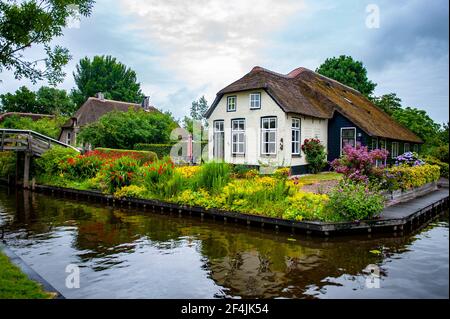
35 146 78 176
423 156 449 178
316 55 377 97
0 252 52 299
0 114 68 139
301 138 327 174
326 181 385 221
391 107 441 145
134 143 174 159
78 108 177 149
371 93 402 116
71 55 144 106
387 164 441 190
0 0 94 85
62 155 103 180
193 161 231 194
103 156 139 193
231 164 256 178
0 151 16 177
113 185 147 199
93 148 157 164
283 192 330 221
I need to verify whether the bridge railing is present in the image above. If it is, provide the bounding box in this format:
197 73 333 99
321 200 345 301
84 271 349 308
0 129 80 155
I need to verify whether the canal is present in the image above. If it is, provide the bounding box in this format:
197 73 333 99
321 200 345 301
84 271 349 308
0 187 448 299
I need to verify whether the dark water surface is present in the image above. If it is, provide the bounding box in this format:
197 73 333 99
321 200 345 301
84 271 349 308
0 187 448 299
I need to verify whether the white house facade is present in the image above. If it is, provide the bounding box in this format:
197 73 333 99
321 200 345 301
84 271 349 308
207 90 328 167
205 66 423 174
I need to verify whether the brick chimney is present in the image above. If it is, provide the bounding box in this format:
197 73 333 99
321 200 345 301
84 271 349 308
141 96 151 111
95 92 105 100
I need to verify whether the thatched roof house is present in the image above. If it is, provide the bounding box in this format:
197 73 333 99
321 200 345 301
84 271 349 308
59 93 158 146
206 66 422 174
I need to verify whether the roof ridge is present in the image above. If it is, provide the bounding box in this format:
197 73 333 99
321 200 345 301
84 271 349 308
88 97 141 106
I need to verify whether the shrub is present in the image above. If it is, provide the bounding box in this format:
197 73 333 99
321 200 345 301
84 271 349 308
0 115 68 139
0 152 16 177
94 148 157 164
62 154 103 180
193 161 231 194
330 143 388 182
140 157 185 198
114 185 148 199
273 167 290 179
103 156 139 193
395 152 424 166
231 164 255 178
283 192 329 221
326 180 385 221
35 146 79 176
423 156 449 178
387 164 440 190
175 165 200 178
133 143 174 159
302 138 327 174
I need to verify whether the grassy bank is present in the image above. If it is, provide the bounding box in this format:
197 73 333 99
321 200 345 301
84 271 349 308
0 251 53 299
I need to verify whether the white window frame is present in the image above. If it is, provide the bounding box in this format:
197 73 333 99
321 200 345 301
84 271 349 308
404 143 410 152
261 117 277 155
371 137 378 150
213 120 225 159
227 96 236 112
391 142 399 158
379 138 386 150
249 93 261 109
231 119 245 155
292 118 301 156
340 127 356 155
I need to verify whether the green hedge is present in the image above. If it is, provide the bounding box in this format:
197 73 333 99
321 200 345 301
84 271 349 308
133 143 175 159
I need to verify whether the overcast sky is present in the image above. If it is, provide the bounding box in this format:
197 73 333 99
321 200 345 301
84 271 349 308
0 0 448 123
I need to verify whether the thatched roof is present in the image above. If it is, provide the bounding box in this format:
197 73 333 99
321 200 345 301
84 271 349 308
0 112 55 123
62 97 159 128
206 66 422 143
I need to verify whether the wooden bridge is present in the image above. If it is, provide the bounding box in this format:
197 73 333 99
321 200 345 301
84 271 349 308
0 129 79 188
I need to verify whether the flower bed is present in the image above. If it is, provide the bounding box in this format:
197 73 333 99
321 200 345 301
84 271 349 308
31 144 441 223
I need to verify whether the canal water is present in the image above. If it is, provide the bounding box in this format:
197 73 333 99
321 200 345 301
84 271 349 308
0 187 448 299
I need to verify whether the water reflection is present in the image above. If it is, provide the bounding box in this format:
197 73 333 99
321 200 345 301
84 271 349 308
0 187 448 299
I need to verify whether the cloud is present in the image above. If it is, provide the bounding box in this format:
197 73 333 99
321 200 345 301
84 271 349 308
118 0 306 96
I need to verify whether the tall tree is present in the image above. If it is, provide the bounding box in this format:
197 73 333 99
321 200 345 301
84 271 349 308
316 55 377 97
0 0 94 85
391 107 441 144
371 93 403 115
71 55 145 106
0 86 75 115
190 96 209 123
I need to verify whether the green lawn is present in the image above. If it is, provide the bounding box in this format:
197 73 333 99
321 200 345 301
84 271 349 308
295 172 342 185
0 252 53 299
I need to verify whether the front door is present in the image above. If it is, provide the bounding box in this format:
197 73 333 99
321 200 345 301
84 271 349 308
213 120 224 160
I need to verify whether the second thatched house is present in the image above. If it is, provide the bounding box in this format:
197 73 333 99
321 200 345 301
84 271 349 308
59 93 158 146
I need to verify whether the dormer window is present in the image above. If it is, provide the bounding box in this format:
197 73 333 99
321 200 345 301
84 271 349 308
249 93 261 109
227 96 236 112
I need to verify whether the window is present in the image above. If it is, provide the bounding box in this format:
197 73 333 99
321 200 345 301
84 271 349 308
67 132 71 145
213 120 224 159
391 142 399 158
231 119 245 155
371 137 378 150
249 93 261 109
292 118 301 155
404 143 410 152
261 117 277 155
413 144 419 153
227 96 236 112
379 139 386 150
340 127 356 154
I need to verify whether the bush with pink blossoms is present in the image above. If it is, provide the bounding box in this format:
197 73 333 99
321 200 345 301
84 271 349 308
330 143 389 182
